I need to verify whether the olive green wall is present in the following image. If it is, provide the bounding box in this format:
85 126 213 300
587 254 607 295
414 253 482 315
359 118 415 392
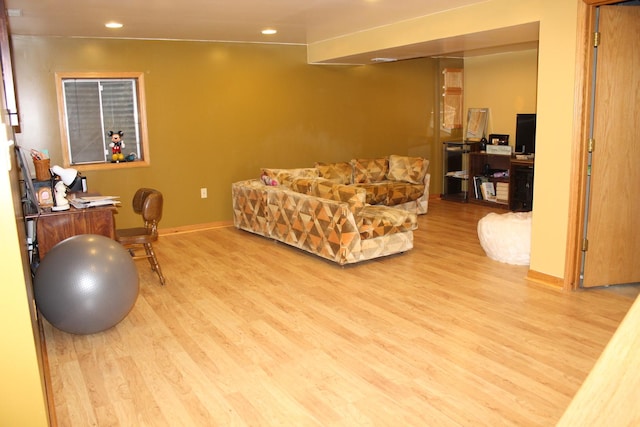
12 36 437 229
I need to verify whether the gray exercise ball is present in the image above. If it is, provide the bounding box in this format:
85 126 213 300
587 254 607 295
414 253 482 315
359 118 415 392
34 234 139 335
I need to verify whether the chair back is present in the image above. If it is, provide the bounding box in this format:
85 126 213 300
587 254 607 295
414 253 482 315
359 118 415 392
141 190 163 234
132 188 156 215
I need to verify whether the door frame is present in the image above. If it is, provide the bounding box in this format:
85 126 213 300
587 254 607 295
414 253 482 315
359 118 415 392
564 0 624 291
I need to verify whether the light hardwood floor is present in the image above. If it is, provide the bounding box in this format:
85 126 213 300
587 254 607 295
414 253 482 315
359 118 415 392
42 199 639 426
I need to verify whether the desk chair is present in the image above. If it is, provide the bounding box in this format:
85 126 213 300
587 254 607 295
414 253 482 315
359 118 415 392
116 188 166 285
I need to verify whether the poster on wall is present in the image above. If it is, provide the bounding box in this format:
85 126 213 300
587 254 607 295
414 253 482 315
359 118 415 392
465 108 489 141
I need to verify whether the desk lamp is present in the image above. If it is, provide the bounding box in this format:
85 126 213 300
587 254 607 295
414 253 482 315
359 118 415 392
50 165 79 211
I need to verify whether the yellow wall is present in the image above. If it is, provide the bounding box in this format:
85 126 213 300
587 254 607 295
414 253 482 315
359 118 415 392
12 37 438 229
0 132 49 422
532 1 580 280
309 0 580 281
464 49 539 143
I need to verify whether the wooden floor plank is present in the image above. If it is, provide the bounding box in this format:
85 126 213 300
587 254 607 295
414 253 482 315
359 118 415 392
41 199 639 426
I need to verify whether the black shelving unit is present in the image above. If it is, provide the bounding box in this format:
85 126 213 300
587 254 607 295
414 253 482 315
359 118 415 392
442 140 478 202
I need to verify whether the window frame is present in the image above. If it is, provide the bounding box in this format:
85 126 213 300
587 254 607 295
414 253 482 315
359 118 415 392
55 71 151 171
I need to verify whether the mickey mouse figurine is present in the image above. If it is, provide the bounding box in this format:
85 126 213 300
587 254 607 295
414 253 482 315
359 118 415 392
108 130 125 162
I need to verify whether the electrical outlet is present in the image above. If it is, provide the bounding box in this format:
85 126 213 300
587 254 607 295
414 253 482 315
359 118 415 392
200 187 207 198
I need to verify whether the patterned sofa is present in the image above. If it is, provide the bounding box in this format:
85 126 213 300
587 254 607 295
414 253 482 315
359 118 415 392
231 155 428 265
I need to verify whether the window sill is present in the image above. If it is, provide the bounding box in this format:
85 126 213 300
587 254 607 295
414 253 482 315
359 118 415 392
71 159 150 172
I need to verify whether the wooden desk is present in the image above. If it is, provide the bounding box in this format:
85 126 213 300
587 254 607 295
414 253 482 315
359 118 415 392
27 205 117 259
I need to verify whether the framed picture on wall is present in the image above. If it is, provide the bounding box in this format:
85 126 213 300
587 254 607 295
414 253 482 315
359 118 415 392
465 108 489 141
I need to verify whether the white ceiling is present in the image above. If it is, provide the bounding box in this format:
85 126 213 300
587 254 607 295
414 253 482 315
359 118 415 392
4 0 539 63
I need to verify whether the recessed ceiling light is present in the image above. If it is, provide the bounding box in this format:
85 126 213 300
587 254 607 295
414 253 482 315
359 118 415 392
105 22 124 29
261 29 277 35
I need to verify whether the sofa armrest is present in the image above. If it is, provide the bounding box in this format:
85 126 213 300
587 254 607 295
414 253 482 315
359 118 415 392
232 180 269 235
417 172 431 214
264 186 361 263
423 172 431 198
358 205 418 239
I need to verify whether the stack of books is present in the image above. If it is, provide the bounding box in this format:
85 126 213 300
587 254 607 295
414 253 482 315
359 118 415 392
473 176 497 201
69 196 121 209
473 177 509 204
495 182 509 205
480 181 496 202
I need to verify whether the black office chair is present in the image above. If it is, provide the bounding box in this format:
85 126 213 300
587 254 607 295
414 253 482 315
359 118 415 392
116 188 166 285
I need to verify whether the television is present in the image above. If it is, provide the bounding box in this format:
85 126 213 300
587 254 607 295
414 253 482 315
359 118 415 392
516 113 536 154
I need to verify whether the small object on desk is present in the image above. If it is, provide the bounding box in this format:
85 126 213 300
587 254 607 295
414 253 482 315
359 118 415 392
32 157 51 181
30 148 48 161
52 181 70 211
36 186 54 208
69 195 121 209
488 134 510 145
486 145 512 155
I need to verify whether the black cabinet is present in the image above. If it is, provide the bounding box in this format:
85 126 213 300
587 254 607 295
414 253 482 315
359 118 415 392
510 160 534 211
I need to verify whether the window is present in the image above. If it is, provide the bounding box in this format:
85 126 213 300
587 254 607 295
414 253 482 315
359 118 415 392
55 72 150 170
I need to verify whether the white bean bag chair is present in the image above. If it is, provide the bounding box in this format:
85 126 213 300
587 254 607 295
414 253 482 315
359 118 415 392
477 211 532 265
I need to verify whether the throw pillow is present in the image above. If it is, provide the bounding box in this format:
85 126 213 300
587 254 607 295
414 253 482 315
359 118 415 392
386 155 429 184
351 158 389 183
315 162 353 184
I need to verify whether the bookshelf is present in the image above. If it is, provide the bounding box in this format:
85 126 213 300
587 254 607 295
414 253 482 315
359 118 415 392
468 152 534 211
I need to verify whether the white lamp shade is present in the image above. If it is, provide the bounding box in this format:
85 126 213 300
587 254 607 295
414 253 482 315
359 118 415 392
50 165 78 186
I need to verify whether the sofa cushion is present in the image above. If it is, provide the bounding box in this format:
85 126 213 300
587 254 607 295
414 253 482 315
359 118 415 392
355 182 389 205
315 162 352 184
309 179 366 215
387 181 425 205
386 155 429 184
288 177 318 195
351 158 389 184
358 206 418 239
261 167 319 187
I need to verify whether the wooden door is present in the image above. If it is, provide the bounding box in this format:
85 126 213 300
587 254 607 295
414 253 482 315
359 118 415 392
582 5 640 287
